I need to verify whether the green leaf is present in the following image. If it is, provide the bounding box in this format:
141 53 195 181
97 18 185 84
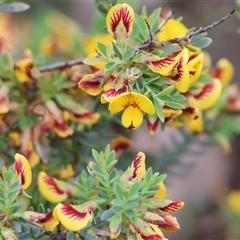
114 182 125 199
129 181 142 196
111 199 124 206
165 101 185 109
160 44 182 53
97 42 107 57
112 42 122 60
125 201 139 209
101 209 115 221
97 2 109 16
13 222 22 233
154 98 165 122
123 48 135 62
156 86 175 97
124 209 136 218
92 149 99 162
109 214 121 232
191 37 212 48
66 231 75 240
83 57 107 65
111 205 122 214
0 2 30 12
191 32 208 42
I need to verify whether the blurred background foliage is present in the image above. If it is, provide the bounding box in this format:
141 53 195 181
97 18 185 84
1 0 240 239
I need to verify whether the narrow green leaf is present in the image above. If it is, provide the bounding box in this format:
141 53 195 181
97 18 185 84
83 57 107 65
124 209 136 218
191 37 212 48
112 42 122 60
111 205 122 214
129 181 142 196
160 44 182 53
13 222 22 233
114 182 124 199
101 209 115 221
97 42 107 57
123 48 135 62
154 98 165 122
157 86 175 97
191 32 208 42
165 101 185 109
111 199 124 207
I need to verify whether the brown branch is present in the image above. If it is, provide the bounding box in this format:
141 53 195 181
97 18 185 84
38 57 85 73
38 10 235 73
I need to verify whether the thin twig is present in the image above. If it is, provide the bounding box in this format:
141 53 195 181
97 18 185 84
38 10 235 73
38 57 85 73
145 19 154 43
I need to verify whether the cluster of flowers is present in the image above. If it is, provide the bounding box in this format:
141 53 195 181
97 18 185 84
78 3 236 135
8 150 184 239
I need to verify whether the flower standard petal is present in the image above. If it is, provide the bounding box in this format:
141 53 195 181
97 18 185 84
38 171 68 203
108 92 131 114
132 93 155 115
130 151 146 180
14 153 32 190
54 202 96 231
211 58 234 87
78 73 103 96
122 105 143 129
188 78 222 110
106 3 134 39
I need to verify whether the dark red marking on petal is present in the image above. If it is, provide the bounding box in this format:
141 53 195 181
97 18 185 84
138 233 163 240
43 174 65 195
212 66 222 79
149 57 174 68
170 58 184 82
54 121 68 131
73 111 95 120
15 160 26 186
39 211 53 224
193 82 214 100
131 153 142 179
104 85 128 98
159 201 183 213
61 204 91 221
147 118 159 133
110 6 133 36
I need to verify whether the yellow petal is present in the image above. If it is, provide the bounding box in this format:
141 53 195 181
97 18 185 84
147 55 179 76
153 182 167 199
14 59 34 83
159 200 184 213
38 210 59 232
130 151 146 180
14 153 32 190
188 52 204 85
38 172 68 203
106 3 134 38
78 74 103 96
188 78 222 110
211 58 234 87
122 105 143 129
227 190 240 216
158 19 188 41
55 203 93 231
59 164 75 180
71 111 100 125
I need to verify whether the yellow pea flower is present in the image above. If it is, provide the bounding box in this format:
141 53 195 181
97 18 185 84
109 92 155 129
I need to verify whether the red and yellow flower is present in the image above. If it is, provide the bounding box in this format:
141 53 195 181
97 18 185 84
14 153 32 190
109 92 155 129
38 171 77 203
106 3 134 41
53 201 97 231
